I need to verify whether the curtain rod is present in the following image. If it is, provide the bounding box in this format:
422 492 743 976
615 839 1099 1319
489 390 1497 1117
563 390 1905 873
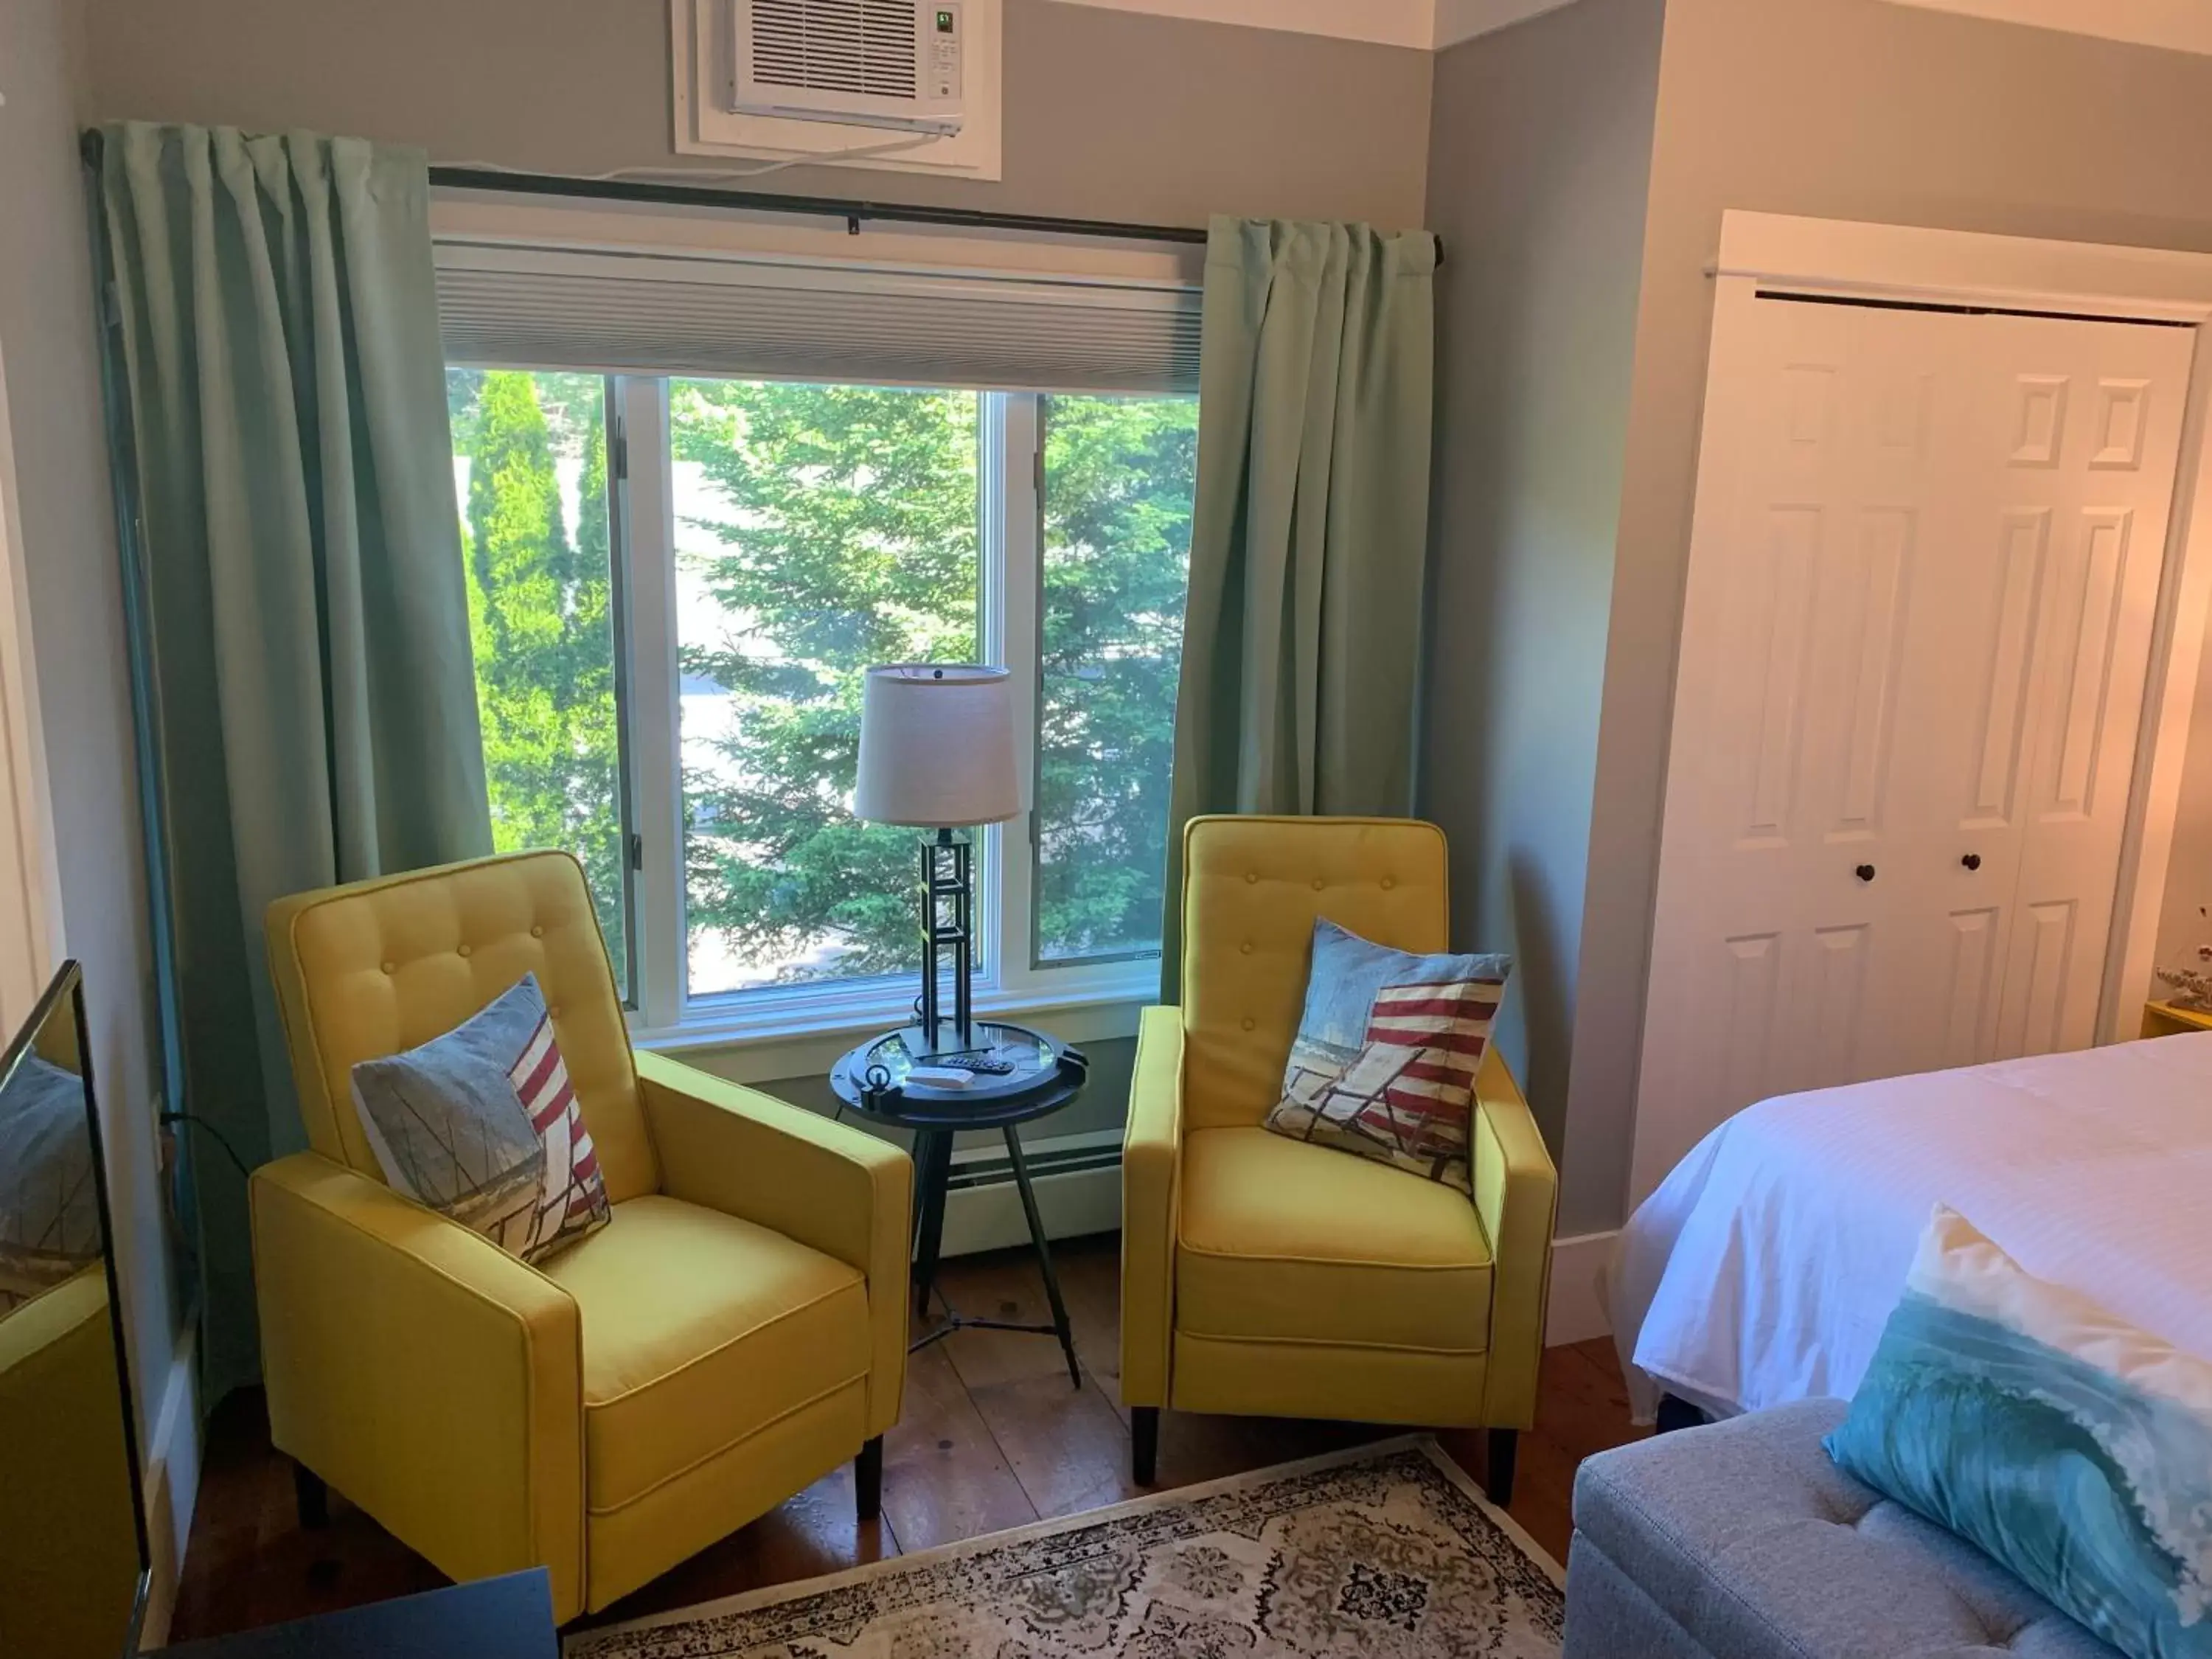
77 131 1200 244
82 140 1440 265
427 165 1214 249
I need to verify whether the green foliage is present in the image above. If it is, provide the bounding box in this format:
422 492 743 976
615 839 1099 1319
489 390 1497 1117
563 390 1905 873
1036 394 1195 960
673 381 981 984
451 369 627 990
672 380 1193 985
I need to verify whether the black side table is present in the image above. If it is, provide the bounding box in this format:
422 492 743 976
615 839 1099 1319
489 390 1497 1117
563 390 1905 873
830 1021 1088 1388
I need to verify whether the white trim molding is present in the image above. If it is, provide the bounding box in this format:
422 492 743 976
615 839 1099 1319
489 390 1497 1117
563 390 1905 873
1051 0 2212 55
1714 211 2212 324
135 1329 201 1652
1873 0 2212 58
639 992 1144 1084
1433 0 1580 49
1545 1231 1615 1346
1044 0 1434 49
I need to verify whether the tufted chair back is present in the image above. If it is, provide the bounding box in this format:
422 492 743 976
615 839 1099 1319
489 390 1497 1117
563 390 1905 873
263 850 660 1203
1180 815 1451 1132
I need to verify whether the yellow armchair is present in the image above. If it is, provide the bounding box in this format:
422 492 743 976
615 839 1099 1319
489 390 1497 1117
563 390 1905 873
1121 815 1558 1500
253 851 911 1621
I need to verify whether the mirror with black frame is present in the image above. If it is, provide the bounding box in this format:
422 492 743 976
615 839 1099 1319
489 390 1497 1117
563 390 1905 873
0 961 153 1658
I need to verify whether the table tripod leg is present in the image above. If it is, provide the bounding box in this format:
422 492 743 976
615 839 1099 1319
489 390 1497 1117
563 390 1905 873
911 1129 952 1317
1004 1124 1080 1388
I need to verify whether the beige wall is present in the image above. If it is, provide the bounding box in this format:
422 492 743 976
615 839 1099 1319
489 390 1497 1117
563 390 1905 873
1570 0 2212 1231
80 0 1434 232
1420 0 1663 1215
0 0 184 1546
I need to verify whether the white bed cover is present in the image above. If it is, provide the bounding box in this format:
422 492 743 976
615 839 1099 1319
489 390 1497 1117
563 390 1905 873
1610 1031 2212 1422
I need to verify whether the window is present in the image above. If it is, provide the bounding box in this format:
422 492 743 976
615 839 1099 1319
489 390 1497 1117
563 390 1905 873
672 379 982 996
448 369 630 992
449 366 1195 1038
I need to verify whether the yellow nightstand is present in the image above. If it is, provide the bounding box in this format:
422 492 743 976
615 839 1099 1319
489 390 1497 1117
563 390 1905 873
2142 1001 2212 1038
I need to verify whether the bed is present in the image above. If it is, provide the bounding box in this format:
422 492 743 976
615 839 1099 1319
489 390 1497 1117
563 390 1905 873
1609 1031 2212 1422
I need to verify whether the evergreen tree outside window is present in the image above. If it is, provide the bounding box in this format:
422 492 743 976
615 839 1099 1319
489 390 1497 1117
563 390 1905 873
672 380 982 995
449 369 628 992
1036 394 1196 964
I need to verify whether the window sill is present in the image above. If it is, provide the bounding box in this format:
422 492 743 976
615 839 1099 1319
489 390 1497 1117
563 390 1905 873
629 971 1158 1084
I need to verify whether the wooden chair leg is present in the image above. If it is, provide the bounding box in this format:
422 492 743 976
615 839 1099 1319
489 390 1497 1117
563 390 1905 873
1484 1428 1517 1507
1132 1406 1159 1486
294 1461 330 1530
855 1436 883 1522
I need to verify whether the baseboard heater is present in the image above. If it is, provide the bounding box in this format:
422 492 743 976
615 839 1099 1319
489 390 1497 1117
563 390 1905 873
936 1131 1122 1258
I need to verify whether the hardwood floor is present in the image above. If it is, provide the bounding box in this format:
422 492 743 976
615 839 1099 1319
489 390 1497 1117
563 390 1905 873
167 1234 1642 1644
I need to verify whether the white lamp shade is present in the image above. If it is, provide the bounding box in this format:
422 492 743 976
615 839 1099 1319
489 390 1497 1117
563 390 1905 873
853 664 1023 828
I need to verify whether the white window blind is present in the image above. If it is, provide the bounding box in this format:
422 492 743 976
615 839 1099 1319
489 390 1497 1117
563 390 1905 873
434 239 1203 395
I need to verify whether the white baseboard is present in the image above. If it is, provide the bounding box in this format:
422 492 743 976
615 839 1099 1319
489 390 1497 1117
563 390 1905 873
136 1326 201 1652
938 1160 1122 1257
1545 1230 1617 1346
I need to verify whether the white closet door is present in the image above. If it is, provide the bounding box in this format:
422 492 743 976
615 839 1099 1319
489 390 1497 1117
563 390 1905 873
1630 289 2194 1206
1979 314 2188 1060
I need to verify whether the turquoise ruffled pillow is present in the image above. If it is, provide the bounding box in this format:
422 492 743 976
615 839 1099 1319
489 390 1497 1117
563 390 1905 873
1826 1206 2212 1659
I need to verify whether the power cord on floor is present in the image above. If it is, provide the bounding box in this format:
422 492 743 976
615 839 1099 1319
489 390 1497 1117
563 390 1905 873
159 1110 253 1180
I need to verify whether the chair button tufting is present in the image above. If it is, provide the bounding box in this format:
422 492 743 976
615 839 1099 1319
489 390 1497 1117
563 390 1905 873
1239 941 1253 955
380 961 394 975
1381 876 1396 890
1245 872 1259 884
1311 877 1326 891
531 924 544 938
457 943 472 958
1240 1017 1255 1031
549 1006 562 1019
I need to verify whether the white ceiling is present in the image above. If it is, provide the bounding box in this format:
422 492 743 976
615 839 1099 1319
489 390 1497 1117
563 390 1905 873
1046 0 2212 55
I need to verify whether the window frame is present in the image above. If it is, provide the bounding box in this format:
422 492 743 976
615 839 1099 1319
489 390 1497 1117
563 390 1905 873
609 375 1168 1057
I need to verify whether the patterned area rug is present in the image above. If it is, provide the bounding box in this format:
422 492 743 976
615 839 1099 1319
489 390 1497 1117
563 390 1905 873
568 1436 1564 1658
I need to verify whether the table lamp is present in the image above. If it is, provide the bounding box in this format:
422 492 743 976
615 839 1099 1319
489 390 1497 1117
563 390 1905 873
854 664 1022 1057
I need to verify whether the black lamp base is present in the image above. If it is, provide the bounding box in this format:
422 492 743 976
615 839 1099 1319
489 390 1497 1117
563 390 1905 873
897 1023 990 1062
914 829 975 1057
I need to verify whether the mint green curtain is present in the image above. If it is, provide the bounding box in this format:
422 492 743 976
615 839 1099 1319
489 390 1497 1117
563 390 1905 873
1163 215 1438 997
99 122 491 1394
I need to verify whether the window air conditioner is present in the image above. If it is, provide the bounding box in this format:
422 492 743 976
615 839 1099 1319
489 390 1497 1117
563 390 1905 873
727 0 966 136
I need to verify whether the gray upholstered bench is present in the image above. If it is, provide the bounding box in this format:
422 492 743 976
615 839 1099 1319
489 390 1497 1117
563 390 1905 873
1562 1399 2120 1659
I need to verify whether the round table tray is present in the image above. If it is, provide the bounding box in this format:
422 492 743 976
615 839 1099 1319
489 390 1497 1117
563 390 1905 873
828 1020 1088 1130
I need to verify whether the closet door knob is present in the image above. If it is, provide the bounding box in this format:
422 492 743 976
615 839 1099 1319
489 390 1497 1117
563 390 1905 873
1961 853 1982 872
1855 863 1877 883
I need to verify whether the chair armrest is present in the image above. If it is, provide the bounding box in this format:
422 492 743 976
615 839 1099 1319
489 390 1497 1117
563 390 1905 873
633 1050 913 1436
1471 1048 1559 1429
249 1153 586 1621
1120 1006 1186 1409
